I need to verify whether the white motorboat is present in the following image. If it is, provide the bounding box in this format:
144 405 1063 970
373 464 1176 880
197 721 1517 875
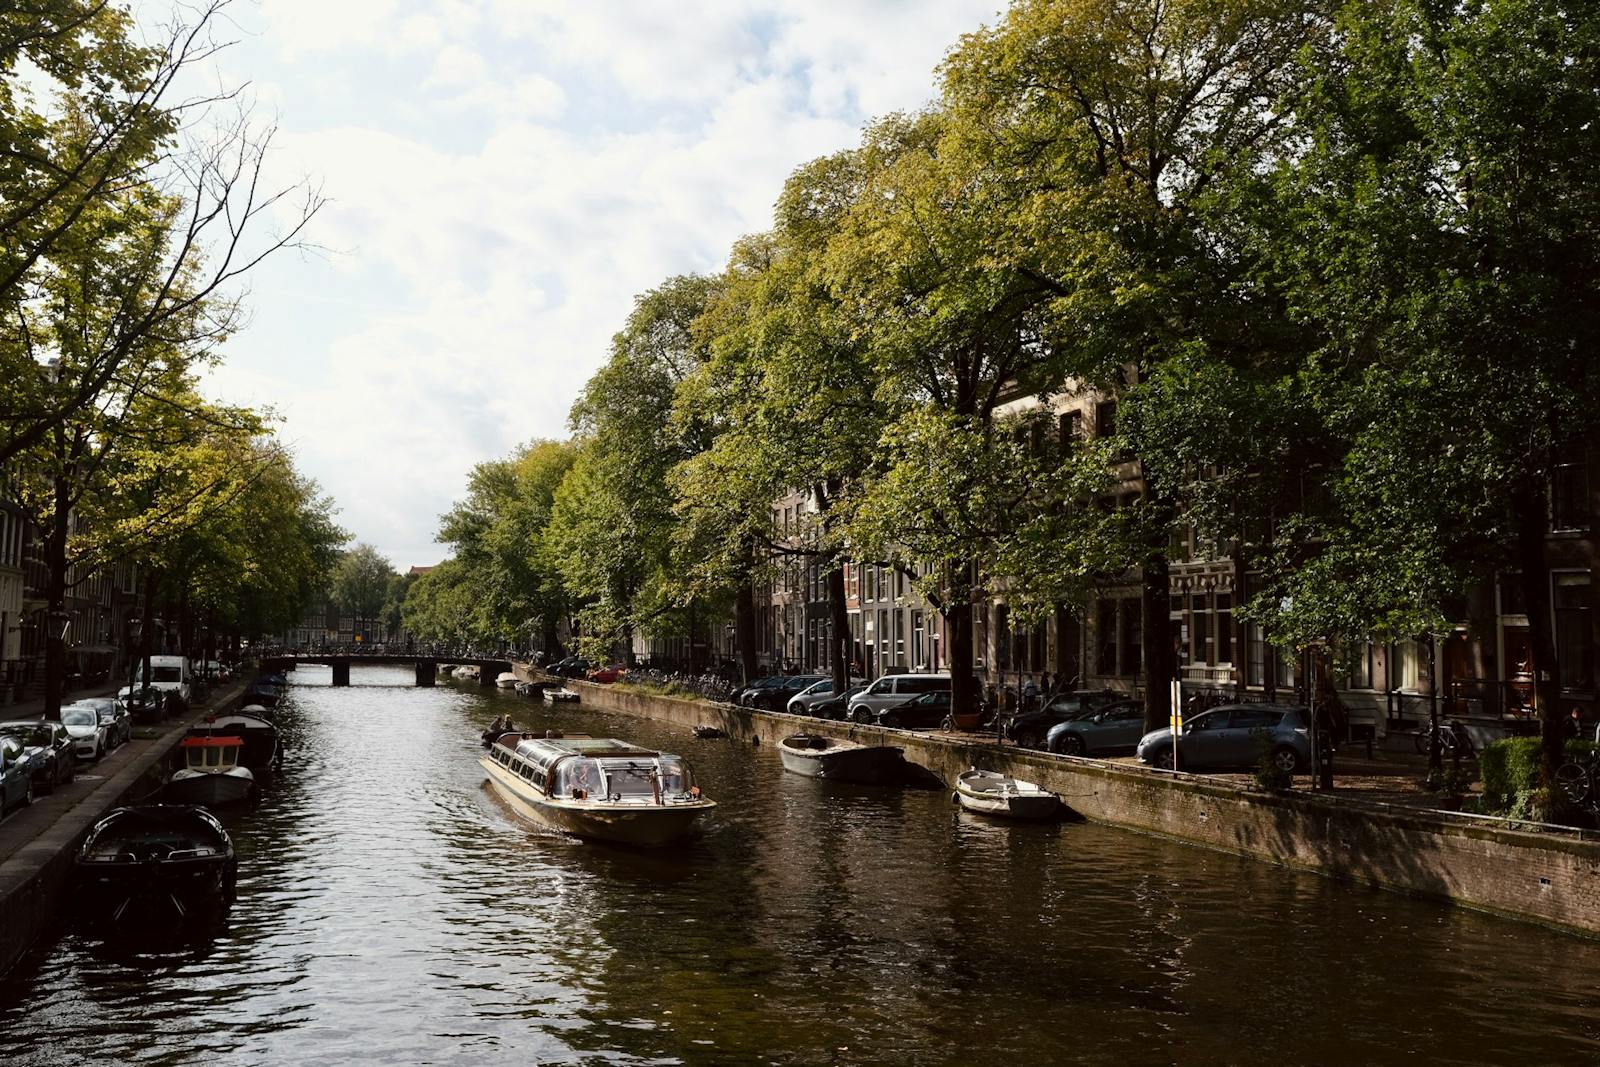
778 734 905 784
454 665 481 682
190 711 279 773
496 672 518 688
544 687 579 703
480 733 714 846
954 769 1060 820
163 736 256 807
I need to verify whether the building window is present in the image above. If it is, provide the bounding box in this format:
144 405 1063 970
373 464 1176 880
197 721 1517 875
1059 411 1082 447
1554 573 1594 691
1274 643 1296 691
1246 624 1265 686
1551 449 1590 532
995 603 1011 671
1119 598 1141 677
1343 641 1373 690
1215 594 1232 665
1095 400 1117 438
1170 595 1189 669
912 610 925 668
1191 592 1211 665
1395 639 1424 692
1096 600 1117 676
893 608 905 666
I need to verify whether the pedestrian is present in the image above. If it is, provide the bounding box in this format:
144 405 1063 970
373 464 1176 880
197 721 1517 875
1567 707 1585 739
1039 671 1053 699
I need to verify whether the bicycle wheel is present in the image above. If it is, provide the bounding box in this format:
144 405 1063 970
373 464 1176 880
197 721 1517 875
1554 762 1590 807
1413 729 1431 756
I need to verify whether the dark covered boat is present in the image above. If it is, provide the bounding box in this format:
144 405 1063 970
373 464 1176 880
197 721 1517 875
243 683 281 707
778 734 905 784
189 709 279 773
76 806 236 926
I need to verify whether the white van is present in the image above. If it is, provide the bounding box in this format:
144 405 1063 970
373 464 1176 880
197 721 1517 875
145 655 192 706
847 673 952 723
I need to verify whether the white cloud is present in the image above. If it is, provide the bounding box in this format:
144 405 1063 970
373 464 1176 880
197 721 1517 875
195 0 1003 566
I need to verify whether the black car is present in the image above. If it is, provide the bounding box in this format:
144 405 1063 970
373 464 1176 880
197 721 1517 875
748 675 825 712
0 720 75 793
806 687 863 721
734 676 788 708
877 690 952 730
1003 690 1125 749
549 657 593 679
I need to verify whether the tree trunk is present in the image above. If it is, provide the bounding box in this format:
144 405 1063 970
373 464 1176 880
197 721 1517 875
1513 480 1565 801
140 571 158 691
828 561 850 694
42 474 70 720
735 578 758 684
948 562 978 720
1141 551 1174 734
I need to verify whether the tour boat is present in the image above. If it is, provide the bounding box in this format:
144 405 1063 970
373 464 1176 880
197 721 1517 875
953 769 1061 820
479 733 715 846
163 736 256 807
190 710 279 773
76 806 236 926
496 671 518 688
778 734 905 784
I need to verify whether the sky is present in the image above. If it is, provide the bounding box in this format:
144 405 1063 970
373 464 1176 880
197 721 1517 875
174 0 1004 570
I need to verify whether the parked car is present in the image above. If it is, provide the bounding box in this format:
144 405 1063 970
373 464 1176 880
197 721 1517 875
59 704 110 761
118 685 168 725
848 674 952 723
805 686 866 721
0 720 74 793
81 698 131 750
550 657 593 679
1045 700 1146 756
1135 703 1316 773
733 676 788 708
786 677 863 715
1003 690 1125 749
747 675 824 712
586 664 626 684
0 736 38 814
877 690 953 730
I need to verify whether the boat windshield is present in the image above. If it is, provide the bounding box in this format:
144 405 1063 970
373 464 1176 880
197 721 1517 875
553 757 605 798
600 761 662 799
656 757 694 795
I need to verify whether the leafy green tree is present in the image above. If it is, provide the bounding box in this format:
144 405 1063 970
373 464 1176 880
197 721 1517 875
547 276 722 664
938 0 1332 728
1238 0 1600 790
334 543 397 643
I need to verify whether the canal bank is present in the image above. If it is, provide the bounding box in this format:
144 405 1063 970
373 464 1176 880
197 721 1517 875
0 678 250 977
551 676 1600 937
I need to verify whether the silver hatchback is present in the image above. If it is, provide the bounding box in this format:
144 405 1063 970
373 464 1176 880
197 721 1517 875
1136 704 1315 773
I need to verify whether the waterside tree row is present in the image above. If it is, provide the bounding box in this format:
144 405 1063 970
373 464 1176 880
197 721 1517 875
1 3 344 714
408 0 1600 803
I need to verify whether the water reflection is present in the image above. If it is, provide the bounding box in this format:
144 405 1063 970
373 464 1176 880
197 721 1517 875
0 664 1598 1065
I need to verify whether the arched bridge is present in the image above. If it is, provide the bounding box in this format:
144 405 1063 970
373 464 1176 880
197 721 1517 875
261 654 527 688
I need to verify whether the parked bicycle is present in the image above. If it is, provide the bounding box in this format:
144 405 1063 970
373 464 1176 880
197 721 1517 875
1414 718 1476 759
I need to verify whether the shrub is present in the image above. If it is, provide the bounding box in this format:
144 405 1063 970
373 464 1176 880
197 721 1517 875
1480 737 1598 815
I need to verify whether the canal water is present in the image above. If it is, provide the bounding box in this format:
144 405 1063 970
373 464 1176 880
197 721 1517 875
3 664 1599 1065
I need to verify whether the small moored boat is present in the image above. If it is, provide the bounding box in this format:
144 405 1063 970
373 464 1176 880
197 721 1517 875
76 806 236 926
163 736 256 807
190 710 279 773
954 769 1060 820
544 687 579 703
479 733 714 846
778 734 905 784
496 672 518 689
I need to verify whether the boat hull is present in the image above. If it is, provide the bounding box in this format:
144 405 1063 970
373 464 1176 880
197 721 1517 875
779 741 905 784
955 773 1061 820
479 757 712 846
163 768 256 807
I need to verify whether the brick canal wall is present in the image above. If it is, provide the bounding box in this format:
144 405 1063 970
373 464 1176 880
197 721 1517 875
0 680 250 978
562 678 1600 937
